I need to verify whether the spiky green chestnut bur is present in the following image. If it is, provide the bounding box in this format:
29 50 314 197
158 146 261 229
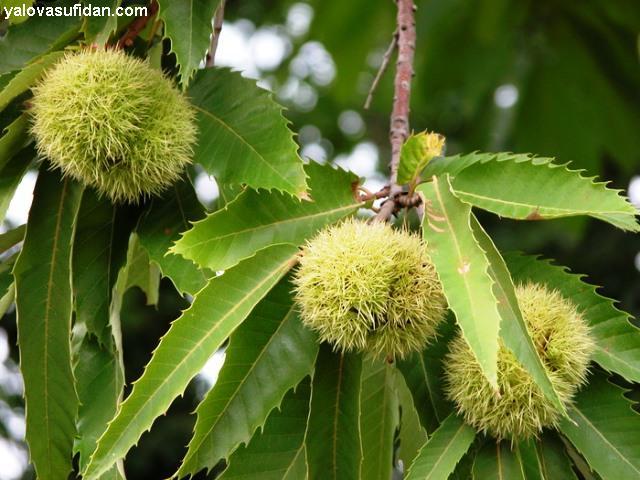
30 49 196 203
293 218 446 359
445 282 594 440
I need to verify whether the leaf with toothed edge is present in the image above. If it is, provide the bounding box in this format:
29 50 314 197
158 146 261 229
506 252 640 384
424 152 639 231
395 369 428 468
83 244 300 480
176 278 319 478
558 372 640 479
14 167 84 480
405 413 475 480
418 175 501 389
137 175 209 295
470 215 566 415
0 51 65 112
188 68 308 197
172 161 361 271
158 0 221 87
219 378 311 480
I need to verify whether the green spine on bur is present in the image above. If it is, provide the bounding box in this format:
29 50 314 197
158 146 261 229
293 218 446 359
444 282 594 440
30 49 196 203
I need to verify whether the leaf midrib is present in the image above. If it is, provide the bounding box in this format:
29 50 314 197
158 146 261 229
571 407 640 475
177 202 358 251
454 189 633 216
192 104 297 192
183 305 298 471
86 253 294 477
420 422 469 480
431 177 496 377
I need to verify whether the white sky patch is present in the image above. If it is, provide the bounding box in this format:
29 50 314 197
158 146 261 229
194 171 220 205
198 349 226 389
286 3 314 37
5 170 37 226
494 84 519 109
628 175 640 209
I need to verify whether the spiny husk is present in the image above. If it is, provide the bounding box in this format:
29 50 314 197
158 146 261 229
31 49 196 203
293 218 446 359
445 282 594 440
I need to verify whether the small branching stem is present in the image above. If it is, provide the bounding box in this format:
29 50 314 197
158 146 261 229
374 0 416 222
205 0 226 68
364 31 397 110
116 0 159 49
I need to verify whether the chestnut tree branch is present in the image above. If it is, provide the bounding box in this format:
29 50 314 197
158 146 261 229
205 0 226 68
116 0 159 49
364 30 397 110
374 0 416 222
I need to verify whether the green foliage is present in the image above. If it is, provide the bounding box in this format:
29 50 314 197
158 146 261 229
404 413 475 480
31 49 196 202
178 279 318 477
559 372 640 479
425 152 640 231
219 379 311 480
507 253 640 384
83 244 298 479
446 283 593 440
158 0 221 86
172 162 361 271
293 218 446 358
0 0 80 75
187 69 308 197
305 345 362 480
419 175 502 388
137 176 208 295
0 51 64 111
2 3 639 479
359 358 399 480
397 131 445 186
13 168 84 480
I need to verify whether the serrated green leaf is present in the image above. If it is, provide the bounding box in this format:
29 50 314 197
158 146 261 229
82 0 120 45
177 278 319 477
470 215 565 414
137 176 208 295
0 145 32 226
395 369 428 468
14 168 83 480
83 244 299 479
397 315 455 434
173 162 360 271
359 358 399 480
418 175 501 388
188 68 308 196
73 190 133 344
305 345 362 480
0 0 80 75
506 253 640 384
559 372 640 479
405 413 475 480
73 334 125 480
531 433 578 480
427 152 639 231
0 223 25 253
158 0 220 86
123 235 161 306
397 131 445 185
219 378 311 480
471 441 525 480
0 51 64 112
0 113 30 169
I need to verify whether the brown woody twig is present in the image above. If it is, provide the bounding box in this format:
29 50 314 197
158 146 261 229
364 30 398 110
374 0 416 222
116 0 159 49
205 0 226 68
